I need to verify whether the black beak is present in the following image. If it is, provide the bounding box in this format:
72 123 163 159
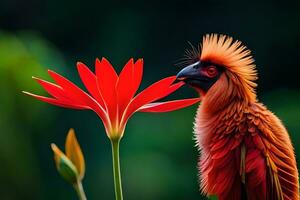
176 62 200 82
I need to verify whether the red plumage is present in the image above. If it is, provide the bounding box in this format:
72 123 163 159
191 34 299 199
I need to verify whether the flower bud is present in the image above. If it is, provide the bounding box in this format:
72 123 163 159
51 144 78 184
51 128 85 184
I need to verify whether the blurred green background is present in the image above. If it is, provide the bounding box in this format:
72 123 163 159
0 0 300 199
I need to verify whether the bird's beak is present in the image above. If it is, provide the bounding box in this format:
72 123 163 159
176 61 200 82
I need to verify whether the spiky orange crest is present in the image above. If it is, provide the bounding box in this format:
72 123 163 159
200 34 258 102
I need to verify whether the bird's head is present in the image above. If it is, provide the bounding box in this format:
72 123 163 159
176 34 257 105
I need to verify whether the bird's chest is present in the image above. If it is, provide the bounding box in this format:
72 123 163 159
194 109 248 151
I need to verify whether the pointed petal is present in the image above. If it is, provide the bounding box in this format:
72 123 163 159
164 81 186 98
48 70 94 106
128 76 182 113
132 59 143 95
47 70 108 123
117 59 143 118
23 92 89 109
32 77 68 100
120 77 183 126
77 62 105 107
65 129 85 180
95 57 118 82
95 58 118 124
139 98 201 112
116 59 134 114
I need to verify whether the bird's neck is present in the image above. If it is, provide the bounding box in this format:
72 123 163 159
199 74 256 115
195 89 252 150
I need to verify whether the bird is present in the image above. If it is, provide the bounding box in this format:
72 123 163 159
176 34 299 200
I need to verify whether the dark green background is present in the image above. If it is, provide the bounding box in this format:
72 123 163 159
0 0 299 199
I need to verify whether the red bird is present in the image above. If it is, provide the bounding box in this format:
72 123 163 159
176 34 299 200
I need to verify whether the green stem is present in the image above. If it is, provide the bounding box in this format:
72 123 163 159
74 180 87 200
111 139 123 200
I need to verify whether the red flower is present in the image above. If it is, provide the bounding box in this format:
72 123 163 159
24 58 200 139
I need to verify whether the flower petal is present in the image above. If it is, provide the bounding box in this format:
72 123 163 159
120 76 182 126
132 59 143 96
162 81 186 98
139 98 201 112
47 70 108 123
23 91 89 109
48 70 94 105
77 62 105 108
117 59 143 118
32 77 69 100
128 76 182 112
96 58 118 125
65 128 85 180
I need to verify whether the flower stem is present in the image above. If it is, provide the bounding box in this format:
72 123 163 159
74 180 87 200
111 139 123 200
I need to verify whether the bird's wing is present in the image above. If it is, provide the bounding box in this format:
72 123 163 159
244 111 299 200
207 135 244 199
239 134 268 200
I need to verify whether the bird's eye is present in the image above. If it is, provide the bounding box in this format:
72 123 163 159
206 66 218 77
